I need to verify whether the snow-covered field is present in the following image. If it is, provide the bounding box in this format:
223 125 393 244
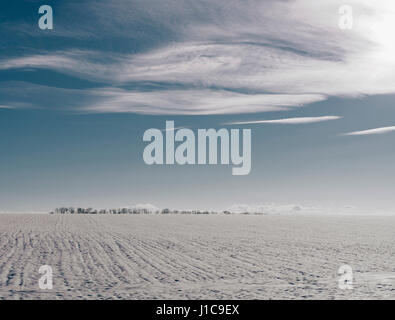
0 214 394 300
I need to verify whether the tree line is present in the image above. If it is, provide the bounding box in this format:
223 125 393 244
50 207 233 215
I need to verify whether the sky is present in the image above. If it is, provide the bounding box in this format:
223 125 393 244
0 0 395 213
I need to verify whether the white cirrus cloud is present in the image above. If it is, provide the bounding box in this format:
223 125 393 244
342 126 395 136
225 116 342 125
82 88 326 115
1 0 395 115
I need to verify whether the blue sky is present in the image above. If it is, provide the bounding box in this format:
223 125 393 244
1 0 395 213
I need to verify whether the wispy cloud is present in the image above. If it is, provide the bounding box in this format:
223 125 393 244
1 0 395 115
0 82 325 115
225 116 342 125
342 126 395 136
82 89 325 115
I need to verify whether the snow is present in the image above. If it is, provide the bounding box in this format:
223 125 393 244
0 214 394 299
